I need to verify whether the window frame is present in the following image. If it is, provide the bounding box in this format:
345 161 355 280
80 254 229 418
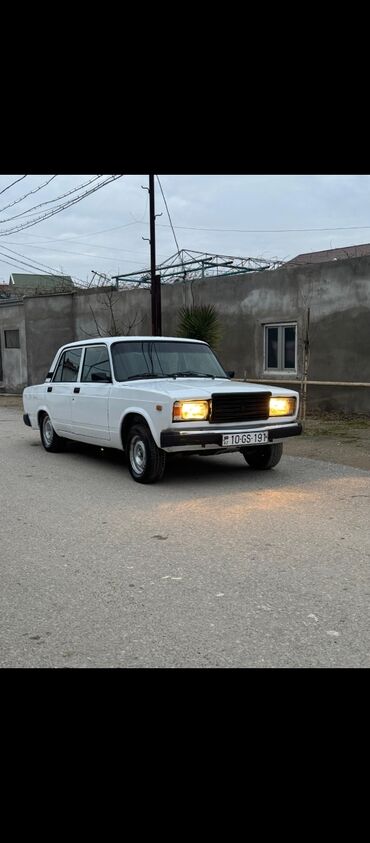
4 328 20 349
264 322 297 374
80 344 112 384
52 346 84 383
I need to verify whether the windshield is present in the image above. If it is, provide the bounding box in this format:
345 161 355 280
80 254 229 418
111 340 228 382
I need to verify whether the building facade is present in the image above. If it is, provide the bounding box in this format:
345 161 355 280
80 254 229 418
1 255 369 413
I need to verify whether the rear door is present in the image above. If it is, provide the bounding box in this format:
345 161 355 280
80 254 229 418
48 346 83 433
71 344 111 441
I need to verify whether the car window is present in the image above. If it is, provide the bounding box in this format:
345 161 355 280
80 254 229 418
111 340 227 381
151 341 227 377
111 341 152 381
53 348 82 383
81 346 111 383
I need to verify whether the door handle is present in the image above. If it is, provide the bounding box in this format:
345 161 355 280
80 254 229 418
47 386 52 392
74 387 80 394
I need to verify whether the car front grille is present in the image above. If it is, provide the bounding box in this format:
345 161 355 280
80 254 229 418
210 392 271 424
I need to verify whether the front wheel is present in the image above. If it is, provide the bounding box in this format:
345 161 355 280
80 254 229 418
127 423 166 484
40 412 66 453
241 442 283 470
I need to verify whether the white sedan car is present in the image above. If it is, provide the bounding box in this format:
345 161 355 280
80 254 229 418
22 336 302 484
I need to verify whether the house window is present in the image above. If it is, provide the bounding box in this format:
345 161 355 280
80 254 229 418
264 323 297 372
4 329 20 349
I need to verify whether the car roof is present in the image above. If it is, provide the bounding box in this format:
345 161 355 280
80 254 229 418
60 336 207 348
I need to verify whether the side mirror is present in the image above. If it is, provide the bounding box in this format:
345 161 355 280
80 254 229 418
226 370 235 379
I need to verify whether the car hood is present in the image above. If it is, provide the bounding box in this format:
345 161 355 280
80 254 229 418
116 377 298 400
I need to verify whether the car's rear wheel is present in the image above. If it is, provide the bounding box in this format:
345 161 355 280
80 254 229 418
127 423 166 484
241 442 283 470
40 412 66 453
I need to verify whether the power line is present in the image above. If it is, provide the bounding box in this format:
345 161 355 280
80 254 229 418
0 256 35 274
0 175 102 221
0 175 27 197
15 220 140 241
0 252 65 276
0 235 156 281
16 213 370 240
0 254 84 287
0 244 84 279
1 183 156 258
2 236 168 259
0 242 88 284
156 222 370 234
0 176 58 216
0 175 123 237
0 244 66 276
0 175 104 223
156 175 180 253
0 250 86 286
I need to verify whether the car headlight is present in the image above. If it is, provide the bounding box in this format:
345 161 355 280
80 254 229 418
173 400 210 422
269 396 296 417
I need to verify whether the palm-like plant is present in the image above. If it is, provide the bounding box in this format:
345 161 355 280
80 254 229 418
177 304 222 349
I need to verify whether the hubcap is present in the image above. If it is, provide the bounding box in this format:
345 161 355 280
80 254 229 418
130 435 147 475
43 416 53 446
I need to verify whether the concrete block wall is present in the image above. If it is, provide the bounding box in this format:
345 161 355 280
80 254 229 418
0 301 27 393
0 254 369 412
23 293 74 386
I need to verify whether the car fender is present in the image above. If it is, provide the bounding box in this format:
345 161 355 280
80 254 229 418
118 405 162 448
34 402 54 428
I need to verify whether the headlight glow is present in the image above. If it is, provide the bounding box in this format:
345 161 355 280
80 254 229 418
173 400 210 422
269 396 296 417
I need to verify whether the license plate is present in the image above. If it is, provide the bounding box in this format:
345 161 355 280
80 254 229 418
222 431 269 446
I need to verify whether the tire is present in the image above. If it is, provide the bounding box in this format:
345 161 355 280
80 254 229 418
40 412 66 453
127 423 166 484
241 442 283 470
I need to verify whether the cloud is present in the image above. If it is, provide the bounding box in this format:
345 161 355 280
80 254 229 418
1 174 370 283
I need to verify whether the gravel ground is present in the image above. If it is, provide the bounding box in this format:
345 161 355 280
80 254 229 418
1 397 370 668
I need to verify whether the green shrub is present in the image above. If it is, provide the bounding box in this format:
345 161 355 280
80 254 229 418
177 304 222 349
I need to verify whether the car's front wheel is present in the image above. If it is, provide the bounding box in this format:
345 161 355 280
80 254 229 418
127 423 166 484
241 442 283 470
40 412 66 453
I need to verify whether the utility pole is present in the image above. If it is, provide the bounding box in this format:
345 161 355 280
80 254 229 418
149 174 162 335
301 307 310 423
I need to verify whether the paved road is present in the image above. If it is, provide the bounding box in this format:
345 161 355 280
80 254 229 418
1 406 370 668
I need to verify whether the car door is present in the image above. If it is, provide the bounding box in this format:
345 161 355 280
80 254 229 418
70 344 111 441
47 346 83 434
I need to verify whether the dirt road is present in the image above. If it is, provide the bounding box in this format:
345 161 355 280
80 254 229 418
285 415 370 471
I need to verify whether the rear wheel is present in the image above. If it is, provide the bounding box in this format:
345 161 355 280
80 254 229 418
241 442 283 470
40 412 66 453
127 423 166 484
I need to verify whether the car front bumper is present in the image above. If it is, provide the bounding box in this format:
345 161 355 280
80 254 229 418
160 421 302 449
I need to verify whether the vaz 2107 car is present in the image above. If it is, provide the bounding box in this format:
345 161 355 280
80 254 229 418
22 336 302 484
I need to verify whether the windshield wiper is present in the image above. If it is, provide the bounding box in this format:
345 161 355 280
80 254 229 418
124 371 217 381
125 373 161 381
165 371 216 379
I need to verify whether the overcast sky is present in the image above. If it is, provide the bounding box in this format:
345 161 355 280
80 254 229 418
1 174 370 284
